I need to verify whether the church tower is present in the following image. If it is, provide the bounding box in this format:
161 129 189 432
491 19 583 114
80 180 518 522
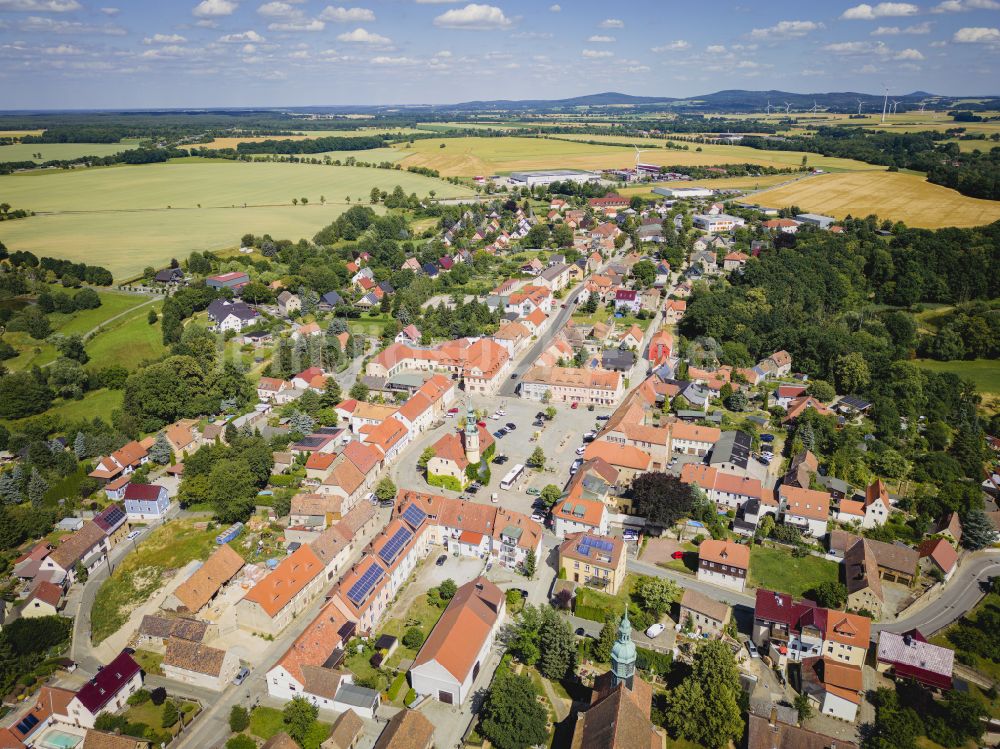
610 609 637 690
464 403 480 464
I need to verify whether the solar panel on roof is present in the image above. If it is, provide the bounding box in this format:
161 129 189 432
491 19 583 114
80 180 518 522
378 526 412 565
346 562 384 606
401 503 426 529
101 504 125 526
578 536 614 555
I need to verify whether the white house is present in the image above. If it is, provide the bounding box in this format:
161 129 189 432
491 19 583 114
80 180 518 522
552 497 609 538
206 299 259 333
409 577 505 705
779 486 831 538
696 540 750 593
692 214 745 232
122 483 170 521
64 652 143 728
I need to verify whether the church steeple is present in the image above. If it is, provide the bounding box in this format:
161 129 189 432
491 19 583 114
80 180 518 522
464 403 480 464
610 609 637 689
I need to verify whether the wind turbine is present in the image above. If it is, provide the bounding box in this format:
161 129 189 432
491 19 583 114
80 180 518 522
891 99 900 115
810 100 820 114
918 101 926 112
765 99 773 116
784 101 792 114
632 144 646 181
857 99 864 115
880 85 889 124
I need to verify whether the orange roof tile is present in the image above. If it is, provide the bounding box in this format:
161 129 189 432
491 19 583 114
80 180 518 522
698 539 750 569
584 441 651 471
243 545 322 618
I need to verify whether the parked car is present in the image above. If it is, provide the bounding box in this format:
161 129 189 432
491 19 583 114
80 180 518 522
575 627 586 636
532 420 545 427
671 550 684 560
622 529 638 542
588 404 595 411
531 513 544 522
576 445 586 455
126 530 142 541
746 640 760 659
526 488 541 496
494 455 509 465
233 666 250 685
494 430 505 439
505 422 516 430
596 415 610 421
571 402 578 409
366 492 377 504
436 554 447 566
645 623 665 638
378 499 394 508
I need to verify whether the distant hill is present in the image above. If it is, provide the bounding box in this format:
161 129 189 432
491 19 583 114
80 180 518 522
444 91 677 111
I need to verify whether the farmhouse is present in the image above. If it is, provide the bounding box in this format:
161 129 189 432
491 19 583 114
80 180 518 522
162 639 240 692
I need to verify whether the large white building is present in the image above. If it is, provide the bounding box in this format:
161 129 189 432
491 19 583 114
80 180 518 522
653 186 713 199
409 577 505 705
509 169 598 187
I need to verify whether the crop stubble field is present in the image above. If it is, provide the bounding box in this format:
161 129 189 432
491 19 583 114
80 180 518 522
0 142 141 163
0 160 473 279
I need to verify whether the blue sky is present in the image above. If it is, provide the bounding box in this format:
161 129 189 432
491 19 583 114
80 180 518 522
0 0 998 108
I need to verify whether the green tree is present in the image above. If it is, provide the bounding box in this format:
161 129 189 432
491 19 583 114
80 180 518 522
961 509 998 550
439 578 457 600
529 447 545 469
544 406 556 420
833 352 871 394
320 377 342 407
161 701 179 729
147 308 158 325
27 469 48 508
539 484 561 508
55 334 89 364
538 606 576 679
205 459 258 522
479 672 548 749
594 613 620 663
794 693 814 722
634 576 680 618
665 641 743 749
523 549 536 578
630 472 694 528
282 696 318 745
417 446 436 469
374 477 396 502
228 705 249 733
349 381 369 402
402 626 425 649
0 372 54 419
807 379 836 402
226 736 256 749
809 581 848 609
149 432 173 465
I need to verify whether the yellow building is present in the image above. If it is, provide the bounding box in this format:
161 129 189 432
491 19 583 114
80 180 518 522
558 532 627 595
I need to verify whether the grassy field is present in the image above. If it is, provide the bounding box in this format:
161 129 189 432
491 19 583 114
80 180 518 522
90 520 219 645
0 161 472 279
3 288 154 371
249 706 331 747
0 142 140 164
752 171 1000 228
749 546 840 598
84 299 166 369
393 135 858 177
913 358 1000 396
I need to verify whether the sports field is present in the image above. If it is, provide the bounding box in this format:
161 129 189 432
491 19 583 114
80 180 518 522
752 170 1000 228
0 161 471 278
0 142 140 163
394 135 880 176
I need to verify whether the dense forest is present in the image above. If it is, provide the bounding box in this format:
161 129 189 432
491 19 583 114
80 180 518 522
233 134 387 154
741 128 1000 199
680 218 998 519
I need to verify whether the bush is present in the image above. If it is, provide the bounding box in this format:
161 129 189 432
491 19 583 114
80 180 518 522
229 705 250 732
387 672 407 701
226 736 256 749
127 689 151 706
402 627 425 649
426 473 463 492
404 688 417 706
150 687 167 706
636 646 672 675
161 701 179 729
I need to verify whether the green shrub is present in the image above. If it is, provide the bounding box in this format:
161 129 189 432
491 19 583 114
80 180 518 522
636 646 672 675
127 689 151 706
226 736 256 749
402 627 425 649
387 672 407 701
229 705 250 733
427 473 463 492
404 688 417 706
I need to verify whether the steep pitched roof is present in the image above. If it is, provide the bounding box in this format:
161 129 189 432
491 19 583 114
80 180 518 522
243 545 322 617
172 544 244 613
373 710 434 749
163 638 229 677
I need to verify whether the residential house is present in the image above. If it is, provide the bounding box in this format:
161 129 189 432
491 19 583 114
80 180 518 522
5 686 75 746
784 450 818 489
323 705 365 749
762 218 800 233
372 711 434 749
162 638 240 692
136 615 208 652
723 251 749 271
89 440 149 482
206 299 259 332
65 652 143 728
647 330 673 366
613 289 641 314
671 422 721 457
836 531 918 617
775 385 808 409
409 577 505 705
395 324 422 345
257 377 294 403
934 512 962 545
277 291 301 317
163 544 244 614
918 538 958 581
680 464 763 511
678 588 731 636
519 366 624 407
236 545 325 636
779 485 831 537
692 213 745 232
553 496 609 538
319 291 343 310
20 580 62 618
800 657 863 722
697 540 750 592
837 479 889 529
663 299 687 324
163 420 200 456
558 533 627 594
876 630 953 691
618 324 643 351
746 714 858 749
122 483 170 521
39 521 110 584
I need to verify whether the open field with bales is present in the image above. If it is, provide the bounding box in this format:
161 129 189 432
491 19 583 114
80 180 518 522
0 161 472 278
751 170 1000 228
0 142 141 163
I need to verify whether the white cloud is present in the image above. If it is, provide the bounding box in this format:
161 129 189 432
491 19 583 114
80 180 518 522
193 0 237 18
587 34 614 42
953 25 1000 41
549 3 560 10
269 18 324 30
930 38 948 45
841 2 919 19
872 21 932 33
336 26 390 42
509 30 551 38
625 64 650 73
414 0 461 3
581 48 613 57
706 44 727 53
144 33 187 43
371 55 418 65
41 43 84 54
140 45 198 59
19 15 126 34
433 4 513 29
652 39 690 51
823 39 886 53
219 29 265 42
242 43 257 53
319 6 375 22
257 1 299 17
750 20 823 38
895 46 924 57
599 18 623 28
933 0 1000 11
99 6 118 14
0 0 80 10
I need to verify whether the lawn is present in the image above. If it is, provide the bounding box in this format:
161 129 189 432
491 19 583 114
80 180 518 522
90 520 219 645
0 161 473 279
3 288 154 371
0 142 140 163
574 575 638 622
571 307 653 333
84 300 165 370
748 546 840 598
912 358 1000 396
249 706 331 749
1 387 124 430
753 171 1000 228
132 648 164 676
348 311 396 338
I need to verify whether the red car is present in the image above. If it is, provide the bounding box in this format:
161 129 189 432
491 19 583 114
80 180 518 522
571 402 578 409
671 551 685 560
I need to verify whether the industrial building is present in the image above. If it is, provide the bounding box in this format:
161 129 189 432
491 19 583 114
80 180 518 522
508 169 598 188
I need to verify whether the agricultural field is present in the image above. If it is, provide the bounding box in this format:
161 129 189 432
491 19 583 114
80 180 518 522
913 358 1000 408
0 142 140 163
250 147 406 163
752 170 1000 228
0 129 45 139
0 161 472 279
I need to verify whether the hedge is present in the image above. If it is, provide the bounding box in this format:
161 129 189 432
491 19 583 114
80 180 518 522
636 646 672 675
427 473 463 492
387 672 407 701
403 688 417 706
